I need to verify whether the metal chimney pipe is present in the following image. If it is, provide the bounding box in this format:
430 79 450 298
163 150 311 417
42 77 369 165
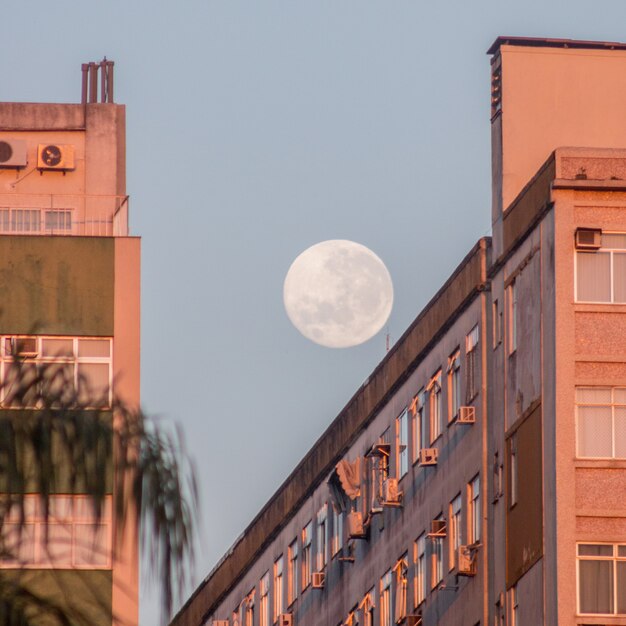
100 59 107 103
81 64 89 104
107 61 114 103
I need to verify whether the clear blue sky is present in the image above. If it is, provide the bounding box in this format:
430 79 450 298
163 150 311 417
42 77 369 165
4 2 626 624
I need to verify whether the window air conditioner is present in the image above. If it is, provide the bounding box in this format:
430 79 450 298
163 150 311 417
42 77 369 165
418 448 438 466
427 519 447 538
457 406 476 424
37 144 75 171
0 140 27 168
457 545 477 576
6 337 38 358
347 511 366 539
382 478 403 506
279 614 293 626
575 228 602 250
312 571 325 589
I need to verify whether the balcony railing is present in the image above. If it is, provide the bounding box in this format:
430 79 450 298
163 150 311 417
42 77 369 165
0 194 129 237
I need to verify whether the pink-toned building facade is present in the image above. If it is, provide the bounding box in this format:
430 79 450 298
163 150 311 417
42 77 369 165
0 64 140 626
173 36 626 626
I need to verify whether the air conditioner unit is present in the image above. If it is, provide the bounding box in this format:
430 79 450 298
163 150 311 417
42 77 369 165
347 511 366 539
418 448 438 466
6 337 38 358
279 614 293 626
457 545 477 576
457 406 476 424
312 571 325 589
0 139 27 168
37 144 75 171
405 615 423 626
382 478 402 506
575 228 602 250
427 519 447 538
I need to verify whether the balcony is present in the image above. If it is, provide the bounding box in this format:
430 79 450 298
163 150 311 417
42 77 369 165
0 194 129 237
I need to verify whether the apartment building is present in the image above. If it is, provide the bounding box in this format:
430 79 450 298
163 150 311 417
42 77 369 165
172 37 626 626
0 61 140 626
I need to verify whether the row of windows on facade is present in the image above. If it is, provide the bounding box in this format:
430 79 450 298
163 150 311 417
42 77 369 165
0 208 73 234
393 324 479 479
0 336 112 408
0 495 112 569
223 475 480 626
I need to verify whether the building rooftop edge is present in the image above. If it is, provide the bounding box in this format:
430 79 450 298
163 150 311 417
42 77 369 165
487 35 626 56
172 236 491 626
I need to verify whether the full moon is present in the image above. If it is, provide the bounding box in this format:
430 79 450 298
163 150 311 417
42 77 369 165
283 240 394 348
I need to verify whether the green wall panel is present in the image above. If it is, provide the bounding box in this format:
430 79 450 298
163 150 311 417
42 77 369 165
0 237 114 336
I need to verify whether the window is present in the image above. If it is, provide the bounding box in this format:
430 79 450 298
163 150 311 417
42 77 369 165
492 299 502 348
576 387 626 458
380 570 392 626
301 522 312 589
0 208 73 234
0 336 112 408
449 494 462 570
0 495 112 568
410 390 426 463
428 371 442 443
468 475 481 543
414 533 426 606
273 556 283 621
360 590 375 626
577 543 626 615
431 514 444 588
331 507 343 557
507 281 517 354
393 555 408 624
448 350 461 422
466 325 480 402
316 505 328 571
287 539 298 605
508 434 518 507
244 589 255 626
509 585 518 626
493 453 503 501
259 572 270 626
576 232 626 303
396 408 409 478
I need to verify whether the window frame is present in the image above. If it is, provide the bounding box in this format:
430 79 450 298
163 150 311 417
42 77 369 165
273 555 283 622
468 474 481 544
287 538 298 606
507 280 517 355
431 514 444 589
301 522 312 591
428 371 442 443
396 408 409 478
410 390 426 465
414 533 426 607
447 350 461 423
449 494 462 571
316 505 328 572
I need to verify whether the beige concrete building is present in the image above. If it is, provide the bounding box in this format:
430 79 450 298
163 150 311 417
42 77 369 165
173 37 626 626
0 61 140 626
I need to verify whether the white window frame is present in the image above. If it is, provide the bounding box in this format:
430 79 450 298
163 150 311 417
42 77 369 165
507 281 517 355
428 371 442 443
331 506 343 557
301 521 312 590
273 556 283 621
380 569 392 626
469 474 481 543
576 386 626 459
410 390 426 464
575 232 626 303
577 542 626 616
0 494 112 569
414 533 426 607
447 350 461 422
316 505 328 571
396 408 409 478
449 494 462 570
431 514 444 589
259 572 270 626
466 324 480 402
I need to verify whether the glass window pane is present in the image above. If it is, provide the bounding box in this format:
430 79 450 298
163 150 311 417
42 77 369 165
77 363 109 406
41 339 74 357
78 339 110 358
602 233 626 249
2 523 35 563
618 546 626 557
614 388 626 405
74 523 108 566
577 252 611 302
618 561 626 614
578 406 613 457
614 253 626 303
579 544 614 557
615 408 626 458
44 523 73 566
579 559 613 614
577 387 612 404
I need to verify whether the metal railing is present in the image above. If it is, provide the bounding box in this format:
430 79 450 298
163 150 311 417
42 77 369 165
0 194 129 237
